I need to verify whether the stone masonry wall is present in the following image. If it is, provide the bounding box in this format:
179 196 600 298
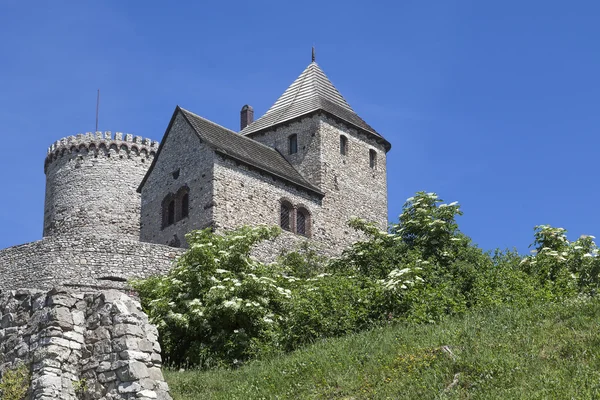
318 115 388 239
248 114 323 188
43 132 158 239
0 288 170 400
213 155 326 259
0 234 182 291
246 113 388 251
140 113 215 247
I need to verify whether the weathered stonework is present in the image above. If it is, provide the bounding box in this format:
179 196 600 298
43 132 158 239
0 234 181 291
0 288 171 400
239 112 388 251
0 58 391 400
140 113 215 247
1 58 389 301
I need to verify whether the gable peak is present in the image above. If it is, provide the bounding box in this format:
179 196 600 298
240 60 390 152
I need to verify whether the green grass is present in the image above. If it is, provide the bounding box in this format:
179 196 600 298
165 297 600 399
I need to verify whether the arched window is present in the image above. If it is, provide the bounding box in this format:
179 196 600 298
296 207 311 237
369 149 377 168
162 195 174 229
340 135 348 155
162 186 189 229
176 186 190 221
280 202 292 231
167 200 175 225
181 193 189 218
289 134 298 155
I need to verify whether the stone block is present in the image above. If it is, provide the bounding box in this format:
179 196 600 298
119 381 141 393
120 350 151 362
138 389 158 398
117 361 149 381
113 323 144 338
49 307 73 330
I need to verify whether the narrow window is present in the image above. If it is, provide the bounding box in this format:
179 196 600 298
369 149 377 168
168 200 175 225
296 208 310 237
181 193 189 218
289 134 298 155
340 135 348 155
280 203 291 231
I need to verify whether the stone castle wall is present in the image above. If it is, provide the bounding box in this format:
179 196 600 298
213 154 324 260
44 132 158 238
140 113 215 247
0 234 182 291
246 113 388 250
247 114 324 188
0 288 171 400
318 115 388 236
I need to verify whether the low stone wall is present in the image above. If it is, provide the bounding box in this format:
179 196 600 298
0 234 183 291
0 288 171 400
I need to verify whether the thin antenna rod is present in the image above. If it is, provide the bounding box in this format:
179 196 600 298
312 46 315 62
95 89 100 132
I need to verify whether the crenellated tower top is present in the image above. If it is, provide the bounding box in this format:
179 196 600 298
43 130 159 239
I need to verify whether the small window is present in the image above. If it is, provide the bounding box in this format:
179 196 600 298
340 135 348 155
181 193 189 218
167 200 175 225
296 207 310 237
297 210 306 236
369 149 377 168
289 134 298 155
280 203 291 231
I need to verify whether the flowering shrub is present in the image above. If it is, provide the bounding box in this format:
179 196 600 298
132 226 289 367
134 192 600 369
520 225 600 294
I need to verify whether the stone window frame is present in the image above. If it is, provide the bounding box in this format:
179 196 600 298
181 192 189 219
162 194 175 229
288 134 298 155
369 149 377 169
340 135 348 156
279 198 312 238
162 185 190 229
175 186 190 221
280 199 295 232
296 206 312 238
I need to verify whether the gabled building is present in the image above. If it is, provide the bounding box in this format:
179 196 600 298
138 58 391 257
0 55 391 292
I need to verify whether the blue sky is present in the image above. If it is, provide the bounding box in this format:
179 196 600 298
1 1 599 253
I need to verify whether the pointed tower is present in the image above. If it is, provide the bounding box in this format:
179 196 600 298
241 57 390 232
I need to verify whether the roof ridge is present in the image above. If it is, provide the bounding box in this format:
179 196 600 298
178 107 238 134
180 108 323 194
180 107 305 158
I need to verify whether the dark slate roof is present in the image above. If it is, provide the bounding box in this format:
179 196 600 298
178 107 323 195
240 62 391 151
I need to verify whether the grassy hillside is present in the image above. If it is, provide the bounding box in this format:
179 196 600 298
164 297 600 399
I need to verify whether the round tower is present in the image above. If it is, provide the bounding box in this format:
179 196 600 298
43 131 158 238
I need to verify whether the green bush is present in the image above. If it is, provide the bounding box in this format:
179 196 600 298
134 191 600 370
0 364 30 400
133 225 289 367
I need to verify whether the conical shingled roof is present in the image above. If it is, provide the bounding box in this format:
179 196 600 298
240 62 391 151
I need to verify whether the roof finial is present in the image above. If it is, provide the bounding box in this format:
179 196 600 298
312 46 315 62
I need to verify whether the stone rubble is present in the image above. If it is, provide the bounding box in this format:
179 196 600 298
0 288 171 400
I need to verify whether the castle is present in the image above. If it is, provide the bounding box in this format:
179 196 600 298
0 56 391 291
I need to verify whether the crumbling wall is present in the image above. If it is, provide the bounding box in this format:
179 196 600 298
0 288 171 400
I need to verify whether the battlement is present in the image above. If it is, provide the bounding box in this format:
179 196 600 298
44 131 159 172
